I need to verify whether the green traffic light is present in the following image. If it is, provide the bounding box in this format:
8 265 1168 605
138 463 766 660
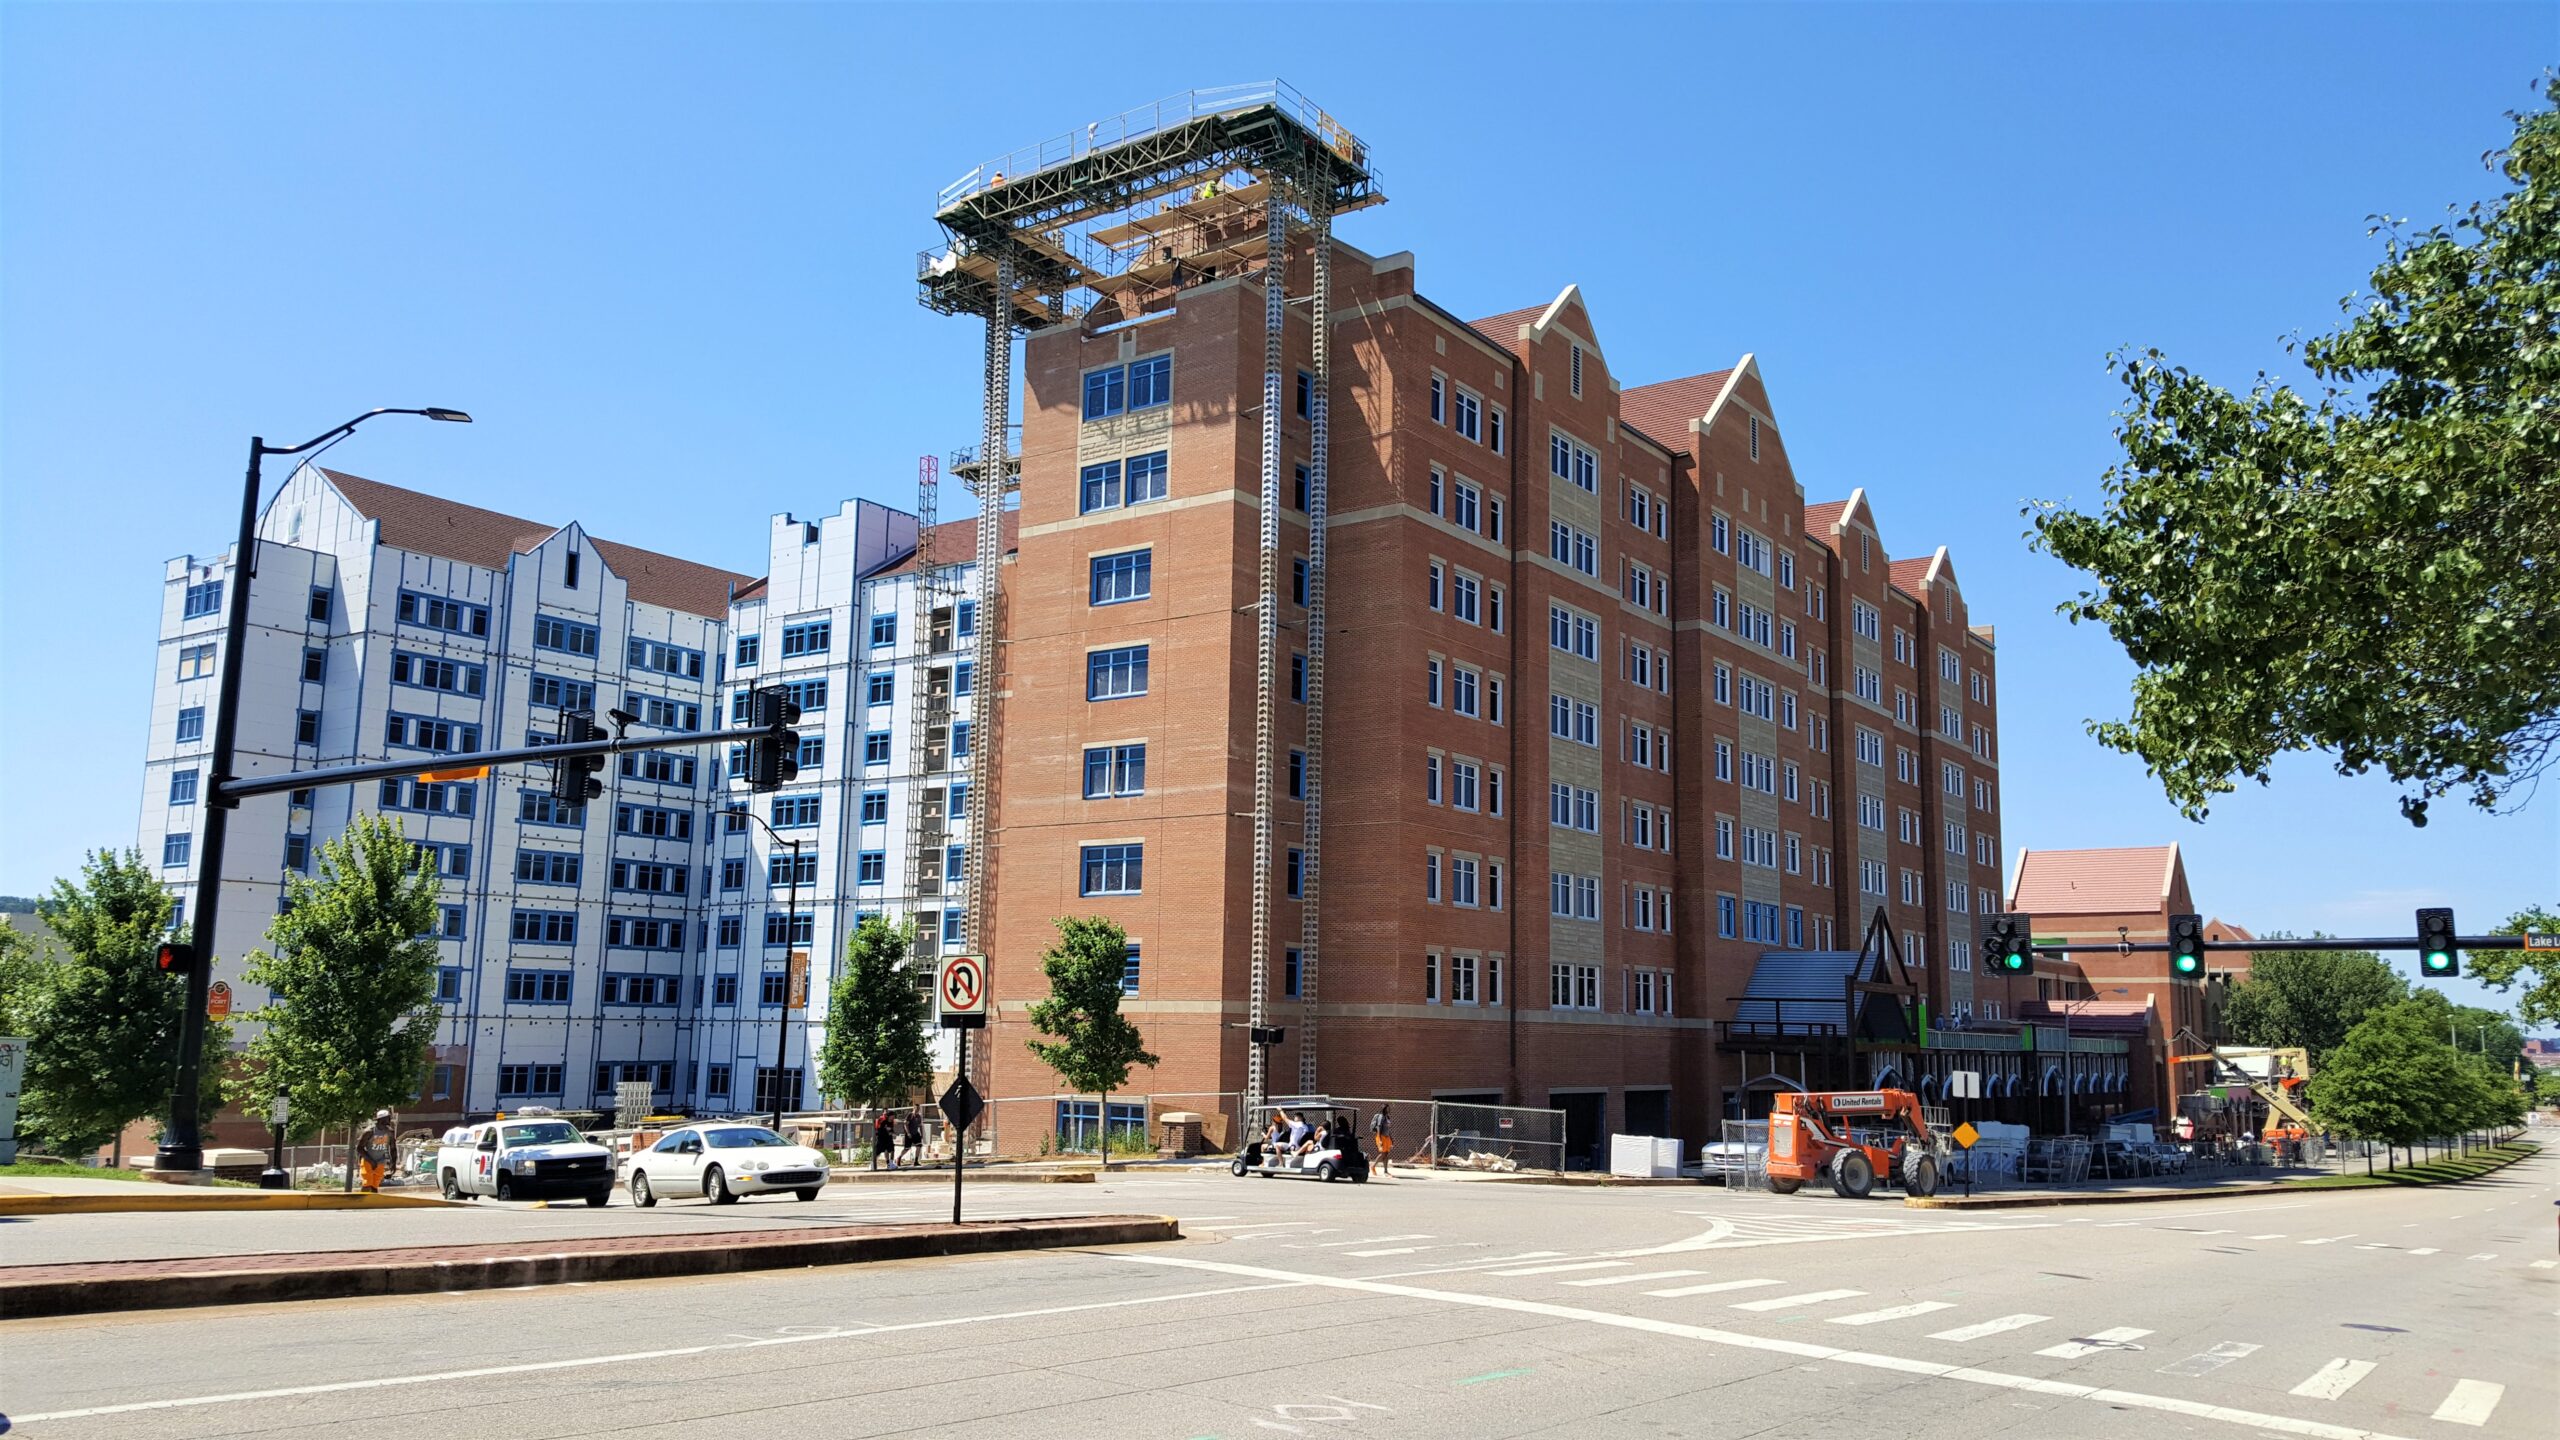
2423 950 2453 973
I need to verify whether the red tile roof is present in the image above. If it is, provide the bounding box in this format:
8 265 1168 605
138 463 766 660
2009 845 2181 916
1468 303 1548 341
1804 499 1849 536
731 577 769 603
870 513 1020 578
317 468 755 618
1889 556 1935 594
1618 371 1733 451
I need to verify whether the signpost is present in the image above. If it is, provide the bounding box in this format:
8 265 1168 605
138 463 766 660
937 954 988 1225
1951 1120 1980 1198
260 1091 290 1190
0 1036 26 1166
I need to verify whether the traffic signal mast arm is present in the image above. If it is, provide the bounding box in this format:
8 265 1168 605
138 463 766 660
211 723 783 804
2007 935 2535 956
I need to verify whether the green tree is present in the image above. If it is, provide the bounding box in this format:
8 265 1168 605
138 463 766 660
2477 904 2560 1027
816 916 934 1112
2217 945 2407 1069
2028 86 2559 820
0 921 57 1037
16 851 184 1155
227 816 442 1150
1025 915 1158 1170
2304 1000 2475 1165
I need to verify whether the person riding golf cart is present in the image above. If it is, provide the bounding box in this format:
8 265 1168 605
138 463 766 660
1232 1099 1371 1183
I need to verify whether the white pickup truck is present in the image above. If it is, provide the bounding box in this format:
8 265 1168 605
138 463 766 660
435 1114 616 1205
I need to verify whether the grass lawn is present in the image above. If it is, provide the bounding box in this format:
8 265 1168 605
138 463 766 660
2283 1140 2538 1189
0 1160 159 1183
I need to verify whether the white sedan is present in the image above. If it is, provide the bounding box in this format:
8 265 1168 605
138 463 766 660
623 1123 831 1206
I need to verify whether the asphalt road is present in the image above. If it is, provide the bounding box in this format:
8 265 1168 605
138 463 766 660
4 1148 2553 1439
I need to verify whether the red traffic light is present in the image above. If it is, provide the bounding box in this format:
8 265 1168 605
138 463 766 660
157 941 196 975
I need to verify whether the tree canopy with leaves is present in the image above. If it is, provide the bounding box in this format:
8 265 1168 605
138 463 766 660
2479 903 2560 1026
2217 945 2409 1069
227 816 443 1144
817 916 934 1111
2031 85 2558 820
14 851 190 1155
1026 915 1159 1165
2304 999 2481 1149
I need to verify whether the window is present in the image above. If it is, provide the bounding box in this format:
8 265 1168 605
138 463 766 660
160 832 192 867
526 673 596 712
863 730 891 765
780 619 830 657
516 849 582 886
1547 603 1599 661
1452 665 1480 717
1080 843 1143 895
385 713 482 754
1547 872 1600 922
1429 374 1445 423
511 910 577 946
175 642 216 681
1084 743 1146 798
1291 652 1307 703
1851 600 1881 641
762 911 814 948
734 633 761 667
168 768 200 805
855 849 885 885
1091 549 1152 605
1087 645 1149 700
398 591 490 637
176 706 204 743
1082 363 1127 419
1451 480 1481 533
1078 452 1169 513
389 651 485 696
859 790 889 825
1549 962 1601 1011
1550 521 1598 577
1288 748 1305 799
1291 556 1308 607
497 1064 565 1098
307 585 332 622
1737 530 1770 576
379 777 476 816
1286 848 1305 899
770 794 821 828
1450 760 1480 812
867 613 897 648
1549 431 1598 491
1452 388 1481 442
1424 753 1442 804
1424 851 1441 903
712 974 739 1007
613 803 692 841
534 615 599 656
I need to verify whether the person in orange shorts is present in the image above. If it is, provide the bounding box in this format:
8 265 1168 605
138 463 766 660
1370 1108 1393 1176
356 1109 395 1192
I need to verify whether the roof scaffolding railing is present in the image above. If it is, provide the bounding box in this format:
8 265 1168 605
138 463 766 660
934 80 1372 215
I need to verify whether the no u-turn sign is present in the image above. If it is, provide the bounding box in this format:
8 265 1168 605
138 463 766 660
938 953 988 1029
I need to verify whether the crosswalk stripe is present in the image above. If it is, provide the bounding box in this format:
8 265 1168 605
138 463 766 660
1493 1260 1629 1277
1731 1288 1866 1312
2158 1341 2261 1377
1645 1278 1780 1298
2300 1234 2356 1245
2247 1233 2286 1240
2288 1358 2377 1399
2410 1247 2441 1255
1928 1313 2051 1342
1561 1270 1702 1288
1316 1234 1434 1247
1348 1246 1454 1257
2466 1253 2497 1261
1481 1252 1564 1264
2431 1379 2504 1426
2036 1326 2152 1358
2532 1259 2557 1270
1827 1301 1955 1326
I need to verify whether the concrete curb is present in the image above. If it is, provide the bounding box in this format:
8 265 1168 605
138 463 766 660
0 1214 1179 1319
0 1190 455 1217
825 1167 1097 1185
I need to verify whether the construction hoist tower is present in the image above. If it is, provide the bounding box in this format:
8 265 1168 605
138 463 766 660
917 83 1382 1115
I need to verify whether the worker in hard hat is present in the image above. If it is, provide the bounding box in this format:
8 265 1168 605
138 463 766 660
357 1109 396 1193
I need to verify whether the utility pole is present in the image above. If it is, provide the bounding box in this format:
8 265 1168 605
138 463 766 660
158 407 470 1177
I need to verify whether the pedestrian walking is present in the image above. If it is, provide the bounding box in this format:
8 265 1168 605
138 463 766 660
902 1111 925 1167
872 1110 897 1171
1370 1108 1393 1177
356 1109 396 1193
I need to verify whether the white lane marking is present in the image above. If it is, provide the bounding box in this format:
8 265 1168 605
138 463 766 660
2300 1235 2357 1246
1929 1313 2051 1342
1829 1301 1956 1326
1314 1234 1434 1247
2353 1244 2396 1251
2037 1327 2154 1358
2465 1253 2497 1261
2531 1259 2557 1270
1493 1260 1629 1277
2161 1342 2262 1378
1347 1246 1454 1257
2289 1359 2377 1400
1173 1216 1241 1223
1110 1254 2420 1440
2096 1221 2141 1228
2430 1379 2503 1427
2249 1234 2287 1240
1561 1269 1703 1287
1647 1278 1782 1297
1480 1251 1565 1264
1731 1288 1867 1312
2192 1229 2233 1236
1206 1221 1313 1231
4 1279 1304 1424
2410 1248 2441 1256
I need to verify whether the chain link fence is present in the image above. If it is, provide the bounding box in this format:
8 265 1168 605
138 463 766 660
1419 1100 1564 1173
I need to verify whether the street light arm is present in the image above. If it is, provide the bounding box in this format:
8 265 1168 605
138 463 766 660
258 407 472 458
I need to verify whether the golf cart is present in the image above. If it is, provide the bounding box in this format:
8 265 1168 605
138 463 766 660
1232 1098 1371 1183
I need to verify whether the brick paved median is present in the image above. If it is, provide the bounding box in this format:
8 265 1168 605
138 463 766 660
0 1214 1178 1319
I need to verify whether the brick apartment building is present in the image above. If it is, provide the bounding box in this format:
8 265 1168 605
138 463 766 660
976 245 2032 1159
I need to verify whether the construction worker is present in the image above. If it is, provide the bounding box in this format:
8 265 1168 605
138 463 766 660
1196 174 1222 203
356 1109 395 1193
1370 1108 1394 1176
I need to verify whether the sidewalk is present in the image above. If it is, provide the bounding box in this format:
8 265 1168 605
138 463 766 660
0 1213 1179 1319
0 1174 450 1216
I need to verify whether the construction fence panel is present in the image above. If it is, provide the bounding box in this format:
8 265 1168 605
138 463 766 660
1710 1120 1770 1191
976 1092 1250 1160
1321 1097 1435 1172
1427 1100 1565 1174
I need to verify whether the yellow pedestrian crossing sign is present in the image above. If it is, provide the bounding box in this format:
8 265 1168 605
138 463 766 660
1952 1121 1980 1149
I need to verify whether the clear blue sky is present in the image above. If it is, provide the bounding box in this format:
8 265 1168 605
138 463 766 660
4 5 2550 1016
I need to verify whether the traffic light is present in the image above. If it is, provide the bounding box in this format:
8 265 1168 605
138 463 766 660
549 710 605 805
1984 913 2032 973
746 684 802 792
2417 907 2459 978
157 941 196 976
2169 913 2205 976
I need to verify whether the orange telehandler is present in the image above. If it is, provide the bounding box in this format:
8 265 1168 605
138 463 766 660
1764 1088 1944 1199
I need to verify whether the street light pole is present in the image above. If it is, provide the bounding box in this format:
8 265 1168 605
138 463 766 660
734 806 805 1131
158 408 470 1176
